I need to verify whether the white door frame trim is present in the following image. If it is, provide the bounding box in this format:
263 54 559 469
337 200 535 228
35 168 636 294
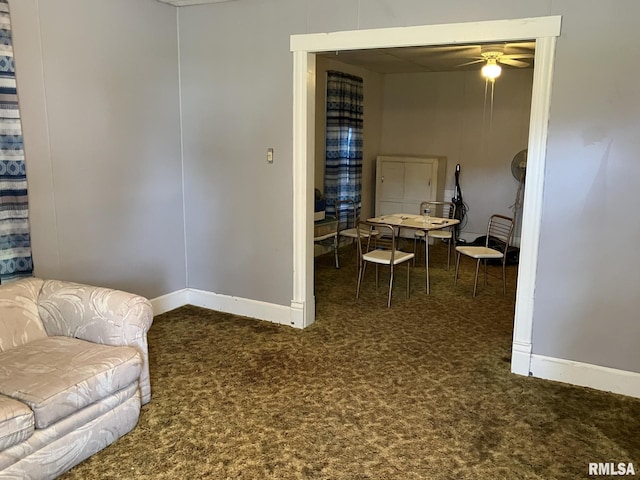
290 16 561 376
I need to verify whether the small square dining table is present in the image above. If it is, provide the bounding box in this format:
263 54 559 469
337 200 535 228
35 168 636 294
366 213 459 294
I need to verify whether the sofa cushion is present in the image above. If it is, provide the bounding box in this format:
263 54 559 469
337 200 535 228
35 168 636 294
0 395 34 450
0 278 48 352
0 383 139 472
0 336 142 429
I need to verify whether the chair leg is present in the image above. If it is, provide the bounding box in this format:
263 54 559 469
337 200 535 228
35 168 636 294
413 236 416 266
447 238 451 271
334 235 339 269
451 233 457 272
502 262 507 295
406 262 411 299
356 261 367 299
473 259 481 297
454 252 461 285
483 259 488 286
425 237 430 295
388 264 394 307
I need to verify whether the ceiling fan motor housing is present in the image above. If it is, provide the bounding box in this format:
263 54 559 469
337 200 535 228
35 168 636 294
480 44 505 59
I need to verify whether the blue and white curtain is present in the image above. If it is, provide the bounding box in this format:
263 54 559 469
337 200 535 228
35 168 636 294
0 0 32 283
324 70 363 224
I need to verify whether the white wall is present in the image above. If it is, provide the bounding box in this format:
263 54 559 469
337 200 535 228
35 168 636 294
178 0 640 374
11 0 185 299
380 69 533 241
178 0 306 305
531 1 640 370
14 0 638 377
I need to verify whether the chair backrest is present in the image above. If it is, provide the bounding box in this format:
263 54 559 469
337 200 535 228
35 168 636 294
484 214 515 255
356 221 397 258
419 200 456 220
335 199 357 230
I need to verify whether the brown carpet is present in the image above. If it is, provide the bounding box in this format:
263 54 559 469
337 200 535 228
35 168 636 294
61 243 640 479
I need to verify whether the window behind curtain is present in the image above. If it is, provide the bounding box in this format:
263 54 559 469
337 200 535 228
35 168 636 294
324 70 363 225
0 0 33 283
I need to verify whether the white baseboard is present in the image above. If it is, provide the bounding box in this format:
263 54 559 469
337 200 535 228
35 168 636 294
290 300 306 329
510 341 532 376
149 289 189 315
150 288 296 327
530 354 640 399
187 288 292 326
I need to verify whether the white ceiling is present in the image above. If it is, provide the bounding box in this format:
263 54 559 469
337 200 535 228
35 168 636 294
151 1 534 75
317 41 535 74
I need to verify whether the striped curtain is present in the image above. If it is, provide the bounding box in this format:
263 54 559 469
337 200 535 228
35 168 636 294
324 71 363 223
0 0 32 283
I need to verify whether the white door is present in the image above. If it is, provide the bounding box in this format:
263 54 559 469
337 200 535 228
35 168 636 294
377 160 405 216
376 158 434 216
403 162 433 214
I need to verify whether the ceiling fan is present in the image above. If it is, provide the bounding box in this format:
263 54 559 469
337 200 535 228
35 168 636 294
458 44 534 79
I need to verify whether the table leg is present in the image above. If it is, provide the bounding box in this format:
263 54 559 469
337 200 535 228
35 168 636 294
425 236 430 294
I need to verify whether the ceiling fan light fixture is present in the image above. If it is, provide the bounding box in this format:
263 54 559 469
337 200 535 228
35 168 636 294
481 59 502 80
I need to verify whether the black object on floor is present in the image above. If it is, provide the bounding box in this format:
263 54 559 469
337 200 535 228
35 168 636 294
469 235 520 265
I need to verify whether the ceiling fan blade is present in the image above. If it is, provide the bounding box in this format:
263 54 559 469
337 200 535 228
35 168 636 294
505 43 535 53
502 53 535 60
498 58 530 68
456 59 484 67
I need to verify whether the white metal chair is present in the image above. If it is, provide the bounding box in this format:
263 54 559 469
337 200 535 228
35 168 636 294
413 201 457 269
314 217 339 269
454 214 514 297
335 199 379 261
336 199 365 241
356 221 415 307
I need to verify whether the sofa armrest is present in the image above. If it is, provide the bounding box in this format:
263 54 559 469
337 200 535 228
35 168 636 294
36 279 154 405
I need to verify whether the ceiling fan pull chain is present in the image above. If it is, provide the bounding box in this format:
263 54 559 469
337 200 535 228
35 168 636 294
490 79 495 138
480 79 489 160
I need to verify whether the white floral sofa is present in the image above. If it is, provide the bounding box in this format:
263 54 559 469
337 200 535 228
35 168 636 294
0 278 153 479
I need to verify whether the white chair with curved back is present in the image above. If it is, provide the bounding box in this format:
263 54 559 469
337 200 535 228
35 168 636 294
413 201 457 269
335 199 379 263
454 214 514 297
314 219 339 269
356 221 415 307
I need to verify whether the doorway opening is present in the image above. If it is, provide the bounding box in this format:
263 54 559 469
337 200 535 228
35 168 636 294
290 17 561 376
